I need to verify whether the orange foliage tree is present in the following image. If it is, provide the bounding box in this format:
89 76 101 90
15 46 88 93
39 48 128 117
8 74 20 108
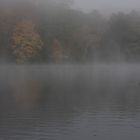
11 19 43 63
52 39 63 63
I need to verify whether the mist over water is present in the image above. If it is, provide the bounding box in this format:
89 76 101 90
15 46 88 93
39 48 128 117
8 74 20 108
0 64 140 139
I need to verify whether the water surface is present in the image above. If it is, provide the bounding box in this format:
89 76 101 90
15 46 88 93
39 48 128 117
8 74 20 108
0 64 140 140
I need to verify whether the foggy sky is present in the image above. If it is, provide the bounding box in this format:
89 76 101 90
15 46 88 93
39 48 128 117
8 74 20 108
73 0 140 14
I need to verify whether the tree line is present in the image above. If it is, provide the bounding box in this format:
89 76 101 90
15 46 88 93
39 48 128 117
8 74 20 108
0 0 140 63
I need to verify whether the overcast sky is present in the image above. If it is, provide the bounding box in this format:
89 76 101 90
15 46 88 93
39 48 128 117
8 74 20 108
73 0 140 14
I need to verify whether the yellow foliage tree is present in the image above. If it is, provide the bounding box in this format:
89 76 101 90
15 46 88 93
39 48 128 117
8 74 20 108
12 19 43 63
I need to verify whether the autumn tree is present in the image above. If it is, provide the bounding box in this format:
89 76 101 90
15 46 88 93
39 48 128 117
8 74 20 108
52 39 63 63
11 19 43 63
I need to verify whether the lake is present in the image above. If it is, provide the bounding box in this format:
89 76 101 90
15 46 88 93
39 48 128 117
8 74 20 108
0 64 140 140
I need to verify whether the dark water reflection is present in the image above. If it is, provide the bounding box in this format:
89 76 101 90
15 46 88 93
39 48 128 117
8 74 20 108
0 64 140 140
